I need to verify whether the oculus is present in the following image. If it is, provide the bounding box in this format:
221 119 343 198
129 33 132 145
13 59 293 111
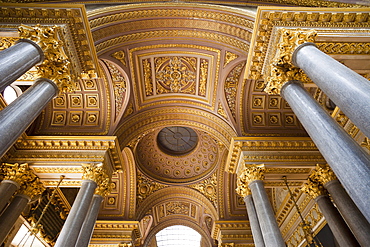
157 126 198 155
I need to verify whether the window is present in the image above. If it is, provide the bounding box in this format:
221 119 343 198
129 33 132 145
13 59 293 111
11 224 47 247
156 225 201 247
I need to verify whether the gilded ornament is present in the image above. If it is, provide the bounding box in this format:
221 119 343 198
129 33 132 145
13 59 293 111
2 163 35 185
224 62 245 119
199 59 208 97
155 56 196 94
235 178 251 198
217 102 228 120
0 37 18 50
143 59 154 96
18 24 76 93
82 164 111 187
19 177 45 199
301 179 327 198
264 28 317 95
111 50 127 66
224 51 239 67
189 173 218 207
238 164 265 186
310 164 337 185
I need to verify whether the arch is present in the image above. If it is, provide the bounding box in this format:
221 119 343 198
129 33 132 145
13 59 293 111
144 218 212 247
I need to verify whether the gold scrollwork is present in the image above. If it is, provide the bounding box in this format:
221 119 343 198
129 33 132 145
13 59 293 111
264 28 317 95
18 24 76 93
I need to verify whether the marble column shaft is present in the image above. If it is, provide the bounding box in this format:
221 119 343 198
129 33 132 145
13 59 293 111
0 194 30 245
292 43 370 138
325 180 370 246
281 81 370 222
0 78 58 158
54 180 97 247
0 180 20 214
315 195 359 247
249 180 285 247
75 194 104 247
0 39 44 92
244 194 265 247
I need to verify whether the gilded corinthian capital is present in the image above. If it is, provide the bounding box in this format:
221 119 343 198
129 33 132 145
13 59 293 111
82 164 113 196
310 164 337 185
19 177 45 199
237 164 265 188
2 163 35 185
264 28 317 95
235 177 251 198
301 179 327 199
18 24 76 93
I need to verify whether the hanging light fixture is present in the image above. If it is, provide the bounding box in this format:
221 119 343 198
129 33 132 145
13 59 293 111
282 176 323 247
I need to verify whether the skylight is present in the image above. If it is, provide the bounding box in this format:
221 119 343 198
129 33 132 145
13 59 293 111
156 225 201 247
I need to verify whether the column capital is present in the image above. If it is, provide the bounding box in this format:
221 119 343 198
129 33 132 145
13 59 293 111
95 172 114 197
235 177 251 198
301 179 327 199
311 164 337 185
1 163 35 186
237 164 265 187
19 177 45 199
264 28 317 95
18 24 76 93
82 164 112 197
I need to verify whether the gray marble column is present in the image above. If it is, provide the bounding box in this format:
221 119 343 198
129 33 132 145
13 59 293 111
0 39 44 92
0 180 20 214
292 42 370 138
75 194 104 247
55 180 97 247
281 80 370 222
315 195 359 247
325 180 370 247
244 194 265 247
0 78 58 158
249 180 285 247
0 194 30 245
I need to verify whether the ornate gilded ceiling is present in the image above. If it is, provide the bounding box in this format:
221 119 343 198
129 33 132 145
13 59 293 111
1 2 369 247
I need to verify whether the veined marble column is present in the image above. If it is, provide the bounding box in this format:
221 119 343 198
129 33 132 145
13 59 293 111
75 170 112 247
0 39 44 92
0 163 33 214
55 164 109 247
0 78 58 158
0 177 45 245
292 42 370 138
236 182 265 247
264 29 370 223
302 180 359 247
311 164 370 247
239 165 285 247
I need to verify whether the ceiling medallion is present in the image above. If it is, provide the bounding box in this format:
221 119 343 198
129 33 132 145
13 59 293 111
136 128 219 184
157 126 198 155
